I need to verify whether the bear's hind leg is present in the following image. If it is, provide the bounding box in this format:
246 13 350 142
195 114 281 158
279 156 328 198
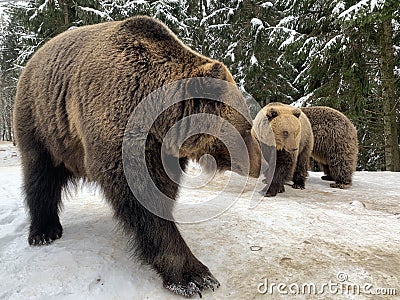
327 157 352 189
21 145 72 245
320 164 334 181
330 181 352 189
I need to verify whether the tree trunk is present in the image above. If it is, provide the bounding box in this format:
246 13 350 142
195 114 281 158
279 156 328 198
378 19 400 171
198 0 208 56
61 0 69 27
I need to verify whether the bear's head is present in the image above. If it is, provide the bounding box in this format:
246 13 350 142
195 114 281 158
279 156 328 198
176 62 261 178
255 103 301 153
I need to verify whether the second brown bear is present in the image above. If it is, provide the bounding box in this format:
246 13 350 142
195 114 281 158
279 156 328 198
254 102 314 196
301 106 358 189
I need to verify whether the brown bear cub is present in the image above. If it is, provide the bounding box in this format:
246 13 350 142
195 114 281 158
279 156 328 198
13 16 262 297
301 106 358 189
254 103 314 197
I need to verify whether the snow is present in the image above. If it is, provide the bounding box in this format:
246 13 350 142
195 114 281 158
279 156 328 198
250 18 263 28
224 42 236 62
270 21 299 50
0 4 6 19
394 45 400 56
250 54 258 66
28 0 52 21
338 0 386 20
78 6 112 20
260 2 273 9
38 0 50 12
395 66 400 77
291 92 314 107
199 8 232 26
322 34 343 52
332 1 346 15
276 15 296 27
279 33 295 50
1 141 399 299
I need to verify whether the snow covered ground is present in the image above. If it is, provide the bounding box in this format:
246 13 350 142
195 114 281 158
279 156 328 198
0 141 399 299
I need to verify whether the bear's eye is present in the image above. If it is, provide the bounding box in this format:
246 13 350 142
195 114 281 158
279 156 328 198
293 110 301 118
268 110 278 120
283 131 289 138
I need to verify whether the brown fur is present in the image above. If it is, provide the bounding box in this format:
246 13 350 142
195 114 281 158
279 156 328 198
301 106 358 189
254 102 314 196
13 16 261 297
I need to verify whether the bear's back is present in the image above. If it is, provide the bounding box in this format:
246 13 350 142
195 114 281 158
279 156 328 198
301 106 356 134
14 16 216 176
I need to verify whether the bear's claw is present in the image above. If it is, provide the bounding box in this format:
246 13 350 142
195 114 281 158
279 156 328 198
292 183 305 189
330 182 351 189
28 224 63 246
164 274 220 298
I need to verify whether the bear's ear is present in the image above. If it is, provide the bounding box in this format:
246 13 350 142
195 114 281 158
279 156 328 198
195 62 228 80
267 109 278 120
293 108 301 118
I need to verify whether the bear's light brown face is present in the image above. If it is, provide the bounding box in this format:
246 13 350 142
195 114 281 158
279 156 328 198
263 105 302 153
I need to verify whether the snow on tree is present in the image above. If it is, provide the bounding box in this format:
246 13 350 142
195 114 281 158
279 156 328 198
1 0 398 170
268 0 399 171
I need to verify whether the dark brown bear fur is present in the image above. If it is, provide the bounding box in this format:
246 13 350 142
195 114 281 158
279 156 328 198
13 16 261 297
254 102 314 197
301 106 358 189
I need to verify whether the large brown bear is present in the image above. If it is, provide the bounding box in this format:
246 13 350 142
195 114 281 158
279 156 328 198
301 106 358 189
254 102 314 197
13 16 262 297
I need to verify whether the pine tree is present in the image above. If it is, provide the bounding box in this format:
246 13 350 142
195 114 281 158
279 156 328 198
183 0 293 104
269 0 399 171
225 0 295 104
337 0 399 171
2 0 398 170
0 8 23 141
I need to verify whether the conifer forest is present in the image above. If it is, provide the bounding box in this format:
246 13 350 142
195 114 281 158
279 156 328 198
0 0 399 171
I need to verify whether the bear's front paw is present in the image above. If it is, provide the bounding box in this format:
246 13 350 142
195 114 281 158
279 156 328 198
321 175 334 181
164 272 220 298
28 222 63 246
260 184 284 197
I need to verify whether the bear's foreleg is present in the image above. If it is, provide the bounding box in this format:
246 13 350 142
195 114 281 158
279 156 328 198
292 148 311 189
105 146 219 297
262 150 293 197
